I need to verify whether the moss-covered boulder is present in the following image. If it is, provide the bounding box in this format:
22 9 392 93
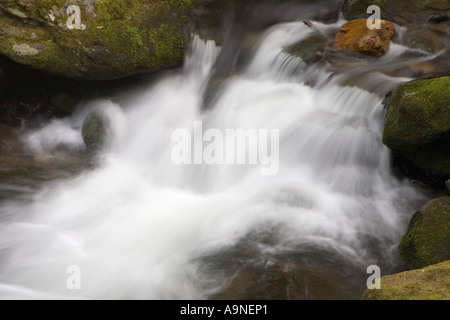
363 260 450 300
0 0 198 80
341 0 386 21
333 19 394 56
399 197 450 269
382 76 450 183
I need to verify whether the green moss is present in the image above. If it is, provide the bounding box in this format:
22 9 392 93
94 0 140 23
32 42 85 76
149 24 185 67
384 77 450 149
0 12 82 76
363 260 450 300
399 197 450 269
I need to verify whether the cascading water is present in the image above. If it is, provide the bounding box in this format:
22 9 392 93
0 19 432 299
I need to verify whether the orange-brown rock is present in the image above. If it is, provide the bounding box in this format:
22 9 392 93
333 19 395 56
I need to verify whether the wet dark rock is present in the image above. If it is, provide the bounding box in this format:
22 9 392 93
195 0 340 46
406 26 446 53
387 0 450 26
427 13 450 24
0 55 153 127
381 90 394 108
285 32 329 64
0 124 86 185
210 252 368 300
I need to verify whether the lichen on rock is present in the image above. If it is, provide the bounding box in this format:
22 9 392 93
0 0 199 79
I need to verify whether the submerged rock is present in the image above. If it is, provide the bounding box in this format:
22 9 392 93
382 76 450 183
0 0 198 80
82 110 109 152
333 19 394 56
0 125 86 186
406 26 447 53
363 260 450 300
284 32 329 64
399 197 450 269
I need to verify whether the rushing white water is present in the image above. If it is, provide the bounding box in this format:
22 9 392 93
0 21 429 299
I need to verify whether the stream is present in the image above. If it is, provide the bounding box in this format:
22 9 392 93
0 14 444 299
